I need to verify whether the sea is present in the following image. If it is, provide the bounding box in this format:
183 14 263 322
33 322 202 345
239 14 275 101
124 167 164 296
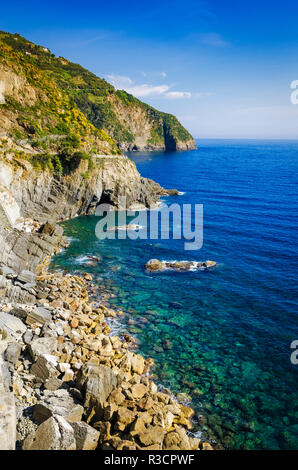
50 139 298 449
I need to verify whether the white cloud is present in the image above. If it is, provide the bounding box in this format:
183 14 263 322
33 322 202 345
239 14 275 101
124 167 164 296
104 72 213 100
124 84 170 98
105 73 170 97
165 91 192 99
199 33 229 48
104 74 133 88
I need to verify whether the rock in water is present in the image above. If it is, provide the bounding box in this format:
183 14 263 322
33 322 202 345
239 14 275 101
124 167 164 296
203 260 217 268
145 259 217 272
145 259 164 272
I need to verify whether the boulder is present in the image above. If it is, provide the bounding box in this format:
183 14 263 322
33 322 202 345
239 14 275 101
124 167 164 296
139 425 165 447
23 415 76 450
26 307 52 326
163 427 200 450
30 354 59 383
17 270 36 284
76 364 117 422
71 422 100 450
0 311 27 341
28 336 57 361
33 389 84 424
131 383 147 399
115 407 136 431
129 352 145 375
145 259 164 272
203 260 216 268
4 342 22 365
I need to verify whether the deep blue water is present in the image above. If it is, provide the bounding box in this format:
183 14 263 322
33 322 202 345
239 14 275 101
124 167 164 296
51 139 298 449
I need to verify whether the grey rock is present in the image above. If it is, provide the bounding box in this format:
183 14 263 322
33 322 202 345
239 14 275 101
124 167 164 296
17 270 36 284
23 415 76 450
28 336 57 361
33 389 84 424
4 342 22 365
0 311 27 341
0 266 16 278
23 329 33 345
71 421 100 450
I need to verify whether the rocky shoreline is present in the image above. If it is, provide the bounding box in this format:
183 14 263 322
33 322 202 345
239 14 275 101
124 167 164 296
0 246 214 450
0 156 215 451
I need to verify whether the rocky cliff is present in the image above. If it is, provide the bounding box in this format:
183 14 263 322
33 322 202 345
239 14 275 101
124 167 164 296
0 31 211 453
0 31 196 152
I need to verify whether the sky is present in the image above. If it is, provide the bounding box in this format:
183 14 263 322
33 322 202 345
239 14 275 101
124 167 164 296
1 0 298 139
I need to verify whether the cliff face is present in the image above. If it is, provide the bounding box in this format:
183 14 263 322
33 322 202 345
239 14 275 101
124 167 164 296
0 31 196 152
0 155 163 267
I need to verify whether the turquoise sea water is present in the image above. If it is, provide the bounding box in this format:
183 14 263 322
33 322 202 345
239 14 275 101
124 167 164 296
50 139 298 449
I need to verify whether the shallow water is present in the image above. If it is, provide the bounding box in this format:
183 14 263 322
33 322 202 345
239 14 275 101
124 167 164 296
51 139 298 449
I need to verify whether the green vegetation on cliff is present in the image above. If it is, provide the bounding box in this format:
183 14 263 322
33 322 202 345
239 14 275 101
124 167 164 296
0 31 196 152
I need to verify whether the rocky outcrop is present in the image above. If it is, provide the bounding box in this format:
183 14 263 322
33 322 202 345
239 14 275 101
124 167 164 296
0 155 167 304
145 259 217 272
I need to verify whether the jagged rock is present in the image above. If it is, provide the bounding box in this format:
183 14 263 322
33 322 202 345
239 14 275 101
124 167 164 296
131 383 147 399
28 336 57 361
71 422 100 450
30 354 59 383
107 389 125 405
23 415 76 450
139 425 165 447
4 342 22 365
23 329 33 345
10 306 28 321
26 306 52 326
130 412 152 437
163 428 200 450
0 311 27 341
17 270 36 284
33 389 84 424
115 407 136 431
44 376 63 391
76 364 117 422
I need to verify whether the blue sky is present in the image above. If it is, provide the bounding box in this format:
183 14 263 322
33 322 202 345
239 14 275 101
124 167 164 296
2 0 298 138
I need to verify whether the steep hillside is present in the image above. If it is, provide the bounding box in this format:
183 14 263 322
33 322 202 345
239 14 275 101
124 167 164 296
0 31 196 152
0 31 121 167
